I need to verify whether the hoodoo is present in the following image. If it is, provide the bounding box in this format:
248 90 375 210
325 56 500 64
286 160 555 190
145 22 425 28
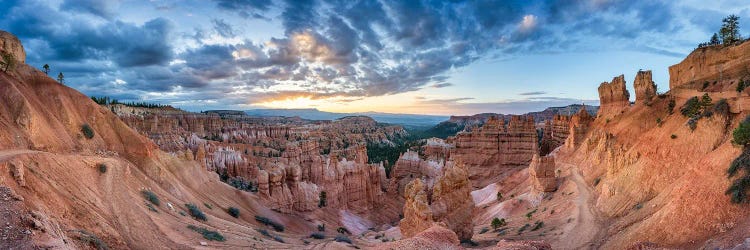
597 74 631 118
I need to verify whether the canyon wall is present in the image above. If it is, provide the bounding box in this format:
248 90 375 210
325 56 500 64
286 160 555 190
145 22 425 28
540 115 570 155
449 115 538 188
0 30 25 64
669 41 750 91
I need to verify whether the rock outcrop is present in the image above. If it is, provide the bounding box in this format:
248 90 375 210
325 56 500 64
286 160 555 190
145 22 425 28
634 70 657 104
540 115 570 155
565 106 595 149
381 225 461 250
0 30 25 64
669 41 750 91
399 162 474 240
449 115 538 188
597 75 630 117
529 154 557 192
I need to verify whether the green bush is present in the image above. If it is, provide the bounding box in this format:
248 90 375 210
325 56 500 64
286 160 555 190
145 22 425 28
310 233 325 239
517 223 530 234
671 134 677 139
531 221 544 231
188 225 225 241
317 224 325 232
733 116 750 146
204 203 213 209
739 80 747 92
81 124 95 139
97 164 107 173
186 203 207 221
227 207 240 218
141 190 160 206
491 217 506 229
668 99 676 114
681 96 702 118
496 192 502 201
255 216 284 232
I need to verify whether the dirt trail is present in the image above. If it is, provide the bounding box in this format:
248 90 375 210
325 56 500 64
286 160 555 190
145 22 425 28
0 150 38 161
557 163 606 250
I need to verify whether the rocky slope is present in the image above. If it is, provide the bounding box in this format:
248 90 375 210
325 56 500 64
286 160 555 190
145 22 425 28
669 41 750 91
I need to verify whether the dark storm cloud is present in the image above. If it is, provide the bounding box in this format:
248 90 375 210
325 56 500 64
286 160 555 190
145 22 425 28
0 0 734 109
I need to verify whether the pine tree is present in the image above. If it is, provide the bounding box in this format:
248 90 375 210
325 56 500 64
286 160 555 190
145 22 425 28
57 72 65 84
43 64 50 75
720 15 742 44
710 33 721 45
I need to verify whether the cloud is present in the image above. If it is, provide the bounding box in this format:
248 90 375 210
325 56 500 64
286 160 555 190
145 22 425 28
519 91 547 96
431 83 453 88
211 19 235 37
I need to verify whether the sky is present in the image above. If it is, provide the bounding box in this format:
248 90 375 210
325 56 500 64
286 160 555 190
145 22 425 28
1 0 749 116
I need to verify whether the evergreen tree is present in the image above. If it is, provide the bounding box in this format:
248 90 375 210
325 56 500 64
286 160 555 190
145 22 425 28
720 15 742 44
710 33 721 45
43 64 50 75
57 72 65 84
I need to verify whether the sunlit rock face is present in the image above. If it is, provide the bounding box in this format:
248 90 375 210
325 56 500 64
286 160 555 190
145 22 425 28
448 115 538 188
634 70 657 104
669 41 750 91
0 31 25 64
597 74 630 118
540 115 570 155
565 107 594 150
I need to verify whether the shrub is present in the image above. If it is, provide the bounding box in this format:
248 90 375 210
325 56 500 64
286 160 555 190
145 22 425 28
713 99 730 117
702 81 709 90
256 228 284 243
525 209 537 220
317 224 325 232
141 190 160 206
337 227 350 235
81 124 95 139
517 224 530 234
734 116 750 146
594 177 601 186
318 191 327 208
227 207 240 218
671 134 677 139
186 203 207 221
739 79 748 92
681 96 701 118
656 118 662 126
531 221 544 231
687 117 699 131
334 235 352 244
496 192 502 201
187 225 225 241
479 227 489 234
491 217 506 230
204 203 213 209
255 216 284 232
310 233 325 239
75 230 108 250
701 93 713 108
97 164 107 173
179 211 186 216
460 239 479 246
633 203 643 210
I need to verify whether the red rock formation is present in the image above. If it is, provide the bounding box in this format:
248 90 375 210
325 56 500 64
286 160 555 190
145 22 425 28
634 70 657 104
0 30 25 64
388 150 445 196
597 75 630 117
540 115 570 155
565 106 594 150
450 115 538 188
380 224 461 250
529 154 557 192
669 41 750 91
399 162 474 240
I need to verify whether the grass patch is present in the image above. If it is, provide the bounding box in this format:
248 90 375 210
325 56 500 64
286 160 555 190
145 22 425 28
227 207 240 218
187 225 225 241
186 203 207 221
141 190 160 206
255 215 285 232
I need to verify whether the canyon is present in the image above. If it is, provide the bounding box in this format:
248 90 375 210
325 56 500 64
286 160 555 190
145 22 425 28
3 28 750 250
